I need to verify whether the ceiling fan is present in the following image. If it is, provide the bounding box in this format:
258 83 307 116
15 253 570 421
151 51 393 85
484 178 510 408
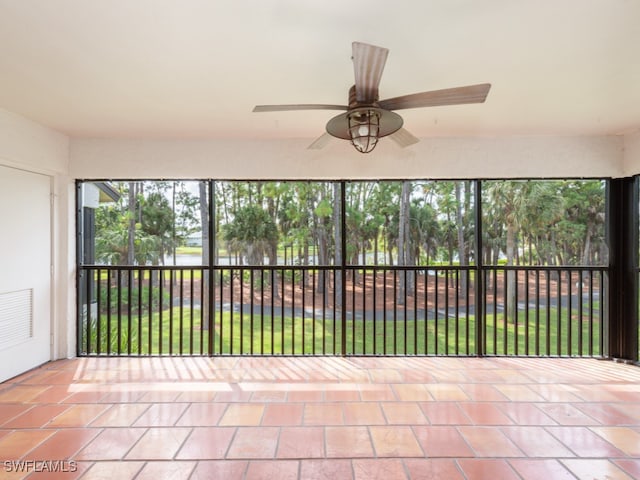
253 42 491 154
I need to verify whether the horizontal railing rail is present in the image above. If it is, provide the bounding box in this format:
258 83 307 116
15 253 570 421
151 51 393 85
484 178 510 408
77 264 607 357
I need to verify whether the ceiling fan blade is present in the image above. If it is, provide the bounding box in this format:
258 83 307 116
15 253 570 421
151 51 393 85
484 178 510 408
308 132 332 150
378 83 491 111
352 42 389 104
389 128 419 148
253 104 348 112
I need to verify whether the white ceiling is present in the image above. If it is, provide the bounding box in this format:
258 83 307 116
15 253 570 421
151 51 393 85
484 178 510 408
0 0 638 141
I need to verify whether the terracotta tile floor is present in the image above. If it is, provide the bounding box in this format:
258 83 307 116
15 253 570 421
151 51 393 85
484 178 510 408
0 357 639 479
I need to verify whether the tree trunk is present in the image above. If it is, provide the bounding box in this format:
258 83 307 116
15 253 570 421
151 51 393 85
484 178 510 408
581 222 595 266
397 181 411 303
266 194 280 299
333 183 342 306
198 181 210 330
374 234 379 266
455 181 468 292
506 222 517 324
127 182 136 265
316 221 328 294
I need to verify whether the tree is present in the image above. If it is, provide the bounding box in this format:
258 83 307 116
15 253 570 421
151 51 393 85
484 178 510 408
561 181 606 265
139 190 175 265
222 205 278 265
95 182 162 266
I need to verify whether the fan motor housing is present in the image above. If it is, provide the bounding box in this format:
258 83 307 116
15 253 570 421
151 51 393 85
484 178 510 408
348 85 379 108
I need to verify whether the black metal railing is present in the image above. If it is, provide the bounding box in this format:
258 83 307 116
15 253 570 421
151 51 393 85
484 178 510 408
482 266 606 357
343 266 476 356
77 264 607 357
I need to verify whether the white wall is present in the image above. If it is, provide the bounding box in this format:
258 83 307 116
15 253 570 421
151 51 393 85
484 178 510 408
0 108 73 362
623 131 640 176
70 135 624 180
0 109 69 173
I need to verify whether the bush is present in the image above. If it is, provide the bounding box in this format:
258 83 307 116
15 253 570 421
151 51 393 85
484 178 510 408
98 283 170 314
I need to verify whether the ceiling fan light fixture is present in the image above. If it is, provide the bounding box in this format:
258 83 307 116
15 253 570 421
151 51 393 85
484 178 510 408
348 109 380 153
326 107 404 154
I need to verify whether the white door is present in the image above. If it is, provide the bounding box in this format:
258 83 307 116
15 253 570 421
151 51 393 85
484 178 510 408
0 165 51 382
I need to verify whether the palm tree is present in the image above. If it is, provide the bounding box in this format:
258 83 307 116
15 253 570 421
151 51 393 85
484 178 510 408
485 181 530 323
222 205 278 265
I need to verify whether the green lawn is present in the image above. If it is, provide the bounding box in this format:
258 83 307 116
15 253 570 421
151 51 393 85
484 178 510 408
81 305 603 357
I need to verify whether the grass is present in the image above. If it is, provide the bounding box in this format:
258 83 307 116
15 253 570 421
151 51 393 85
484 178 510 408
80 305 603 357
175 246 202 255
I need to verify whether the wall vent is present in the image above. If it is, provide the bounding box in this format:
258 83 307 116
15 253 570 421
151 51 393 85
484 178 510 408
0 289 33 350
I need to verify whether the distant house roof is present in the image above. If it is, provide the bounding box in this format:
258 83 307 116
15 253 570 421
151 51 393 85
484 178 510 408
94 182 120 203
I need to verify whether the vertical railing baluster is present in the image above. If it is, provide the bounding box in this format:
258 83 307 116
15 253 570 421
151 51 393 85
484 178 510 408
96 268 102 355
229 268 234 354
158 269 163 356
147 269 153 355
454 269 459 356
352 268 357 354
492 268 500 355
166 270 172 354
424 268 429 355
322 268 327 355
208 266 214 357
414 270 418 355
250 268 254 355
466 269 470 355
137 268 142 355
373 269 378 354
535 270 540 356
546 270 551 356
128 269 133 355
85 268 92 355
567 270 573 356
557 270 562 355
199 268 204 355
179 269 184 354
578 270 584 356
260 268 265 355
332 267 337 355
434 269 439 355
116 269 122 355
403 269 408 355
240 268 244 355
106 269 112 354
361 269 366 354
302 268 306 355
291 268 296 354
312 269 316 355
599 271 604 356
444 270 449 355
270 269 275 355
524 269 529 355
512 270 517 356
588 270 593 357
219 268 224 355
189 268 194 355
281 269 285 354
383 269 388 355
393 269 398 355
503 268 508 355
